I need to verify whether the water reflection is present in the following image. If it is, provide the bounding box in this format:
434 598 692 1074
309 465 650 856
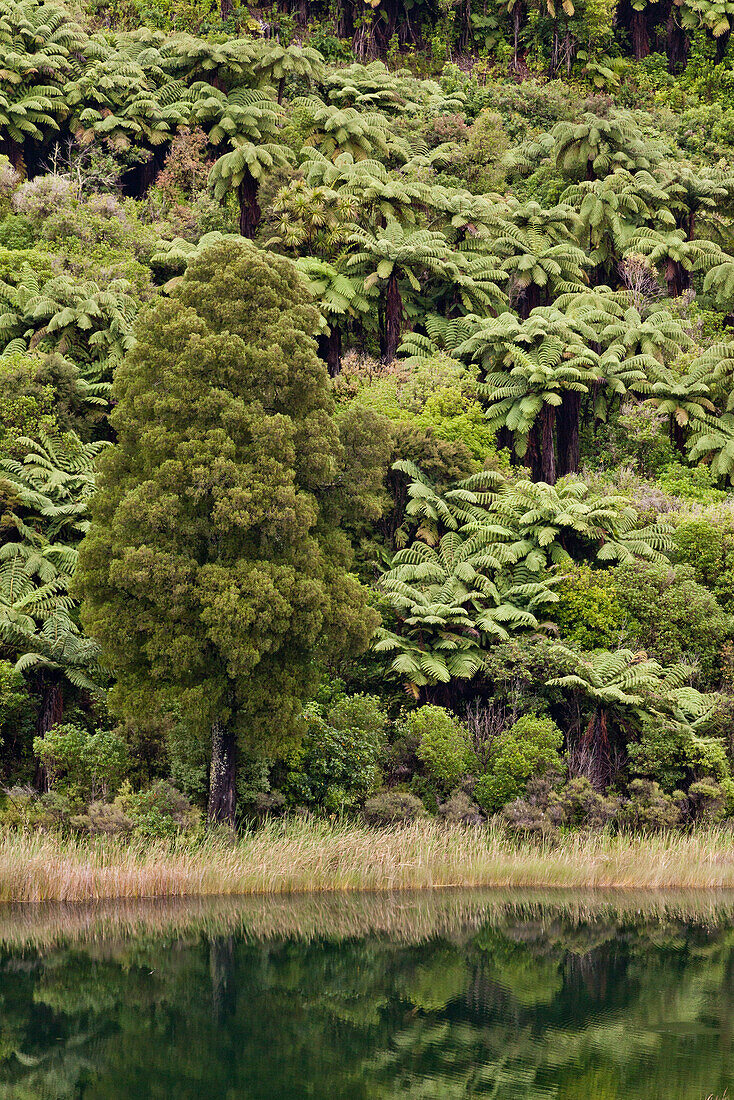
0 890 732 1098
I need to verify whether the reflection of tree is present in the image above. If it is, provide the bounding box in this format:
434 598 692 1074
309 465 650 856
0 908 733 1099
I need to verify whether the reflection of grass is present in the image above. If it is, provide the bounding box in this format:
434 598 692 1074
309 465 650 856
4 886 734 952
3 819 734 905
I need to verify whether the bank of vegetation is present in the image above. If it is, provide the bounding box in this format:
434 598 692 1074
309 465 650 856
4 820 734 902
6 0 734 864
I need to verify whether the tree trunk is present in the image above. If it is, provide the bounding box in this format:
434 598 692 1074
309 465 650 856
220 0 232 18
517 281 540 319
670 414 687 455
210 936 236 1023
716 28 731 63
238 172 261 239
0 136 24 175
665 257 689 297
526 423 542 481
277 76 286 104
511 0 526 69
580 708 613 790
526 405 557 483
34 676 64 791
208 720 237 826
631 8 650 59
318 326 342 376
687 209 696 241
539 403 557 484
666 4 689 72
556 390 582 476
383 270 404 363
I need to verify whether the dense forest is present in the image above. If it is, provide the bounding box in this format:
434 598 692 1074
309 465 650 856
5 0 734 832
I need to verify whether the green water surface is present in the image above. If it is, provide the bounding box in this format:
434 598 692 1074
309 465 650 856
0 889 733 1099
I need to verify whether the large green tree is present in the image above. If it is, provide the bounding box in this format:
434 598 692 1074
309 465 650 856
75 240 377 825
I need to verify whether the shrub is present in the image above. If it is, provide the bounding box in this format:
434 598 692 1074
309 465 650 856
72 800 134 836
35 724 129 806
473 715 565 814
0 786 72 829
409 705 475 794
0 351 95 452
629 716 732 792
326 693 388 740
438 790 484 824
12 175 75 219
364 789 426 824
657 461 727 504
675 517 734 613
614 562 733 686
686 777 733 823
71 781 197 837
619 779 684 831
552 565 624 650
284 697 386 812
501 796 557 839
154 126 212 205
0 214 35 250
424 112 468 147
501 774 618 836
116 780 197 837
0 662 34 781
548 777 619 828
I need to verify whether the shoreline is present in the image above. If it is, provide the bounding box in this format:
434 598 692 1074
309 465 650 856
4 818 734 903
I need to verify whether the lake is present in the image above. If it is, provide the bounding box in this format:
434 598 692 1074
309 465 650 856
0 889 733 1098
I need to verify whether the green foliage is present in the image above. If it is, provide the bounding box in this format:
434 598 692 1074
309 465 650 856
628 714 732 793
114 780 198 837
5 0 734 826
408 704 474 792
674 517 734 612
284 696 386 811
614 562 733 685
619 779 684 831
0 659 34 777
35 722 129 804
474 715 565 814
363 788 426 823
552 564 624 649
0 352 57 453
76 240 378 820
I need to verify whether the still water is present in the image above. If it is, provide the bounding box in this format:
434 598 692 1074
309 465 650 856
1 889 733 1099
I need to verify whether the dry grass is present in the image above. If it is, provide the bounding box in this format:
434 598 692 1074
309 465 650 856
2 818 734 904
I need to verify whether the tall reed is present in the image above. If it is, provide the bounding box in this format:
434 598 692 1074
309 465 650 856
2 819 734 903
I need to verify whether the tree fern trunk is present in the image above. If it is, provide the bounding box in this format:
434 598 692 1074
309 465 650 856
557 390 581 476
527 423 542 482
670 413 687 455
318 327 342 376
238 172 261 239
384 271 404 363
716 28 731 63
631 8 650 59
517 281 540 319
34 675 64 792
0 137 24 175
539 403 557 485
208 720 237 826
665 258 689 297
666 2 689 72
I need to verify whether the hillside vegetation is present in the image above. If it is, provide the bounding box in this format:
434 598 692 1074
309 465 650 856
4 0 734 841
